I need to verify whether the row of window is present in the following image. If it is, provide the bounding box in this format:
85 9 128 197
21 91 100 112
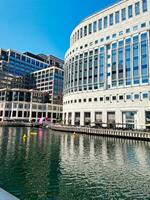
66 32 148 63
66 21 149 58
32 69 64 76
64 32 149 93
64 92 149 105
0 111 60 118
71 0 148 45
10 52 48 68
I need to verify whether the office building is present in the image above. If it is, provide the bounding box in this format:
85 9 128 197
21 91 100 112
0 49 64 122
0 49 64 76
63 0 150 129
31 66 64 105
0 88 62 122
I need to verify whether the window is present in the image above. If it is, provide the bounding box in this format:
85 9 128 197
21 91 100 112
22 56 26 61
115 11 119 24
109 14 113 26
119 31 123 36
80 28 83 38
104 16 108 28
133 25 138 31
84 99 87 102
84 26 87 36
89 98 92 102
88 23 92 34
77 30 79 40
112 33 116 38
128 5 133 18
100 97 103 101
10 51 15 57
119 95 124 100
93 21 97 32
94 98 97 102
112 96 116 100
126 28 130 33
134 93 139 99
141 32 148 83
106 97 110 101
98 19 102 30
16 54 20 60
135 2 140 15
126 94 131 100
142 0 147 12
143 93 148 99
78 99 81 103
100 38 104 42
121 8 126 21
106 36 110 40
141 23 146 28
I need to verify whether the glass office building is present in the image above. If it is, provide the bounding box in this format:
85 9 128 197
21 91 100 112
63 0 150 129
0 49 64 122
0 49 64 76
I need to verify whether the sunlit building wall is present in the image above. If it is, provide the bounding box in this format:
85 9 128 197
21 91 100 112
63 0 150 129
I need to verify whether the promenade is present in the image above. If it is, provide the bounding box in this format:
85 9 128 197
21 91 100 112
50 125 150 141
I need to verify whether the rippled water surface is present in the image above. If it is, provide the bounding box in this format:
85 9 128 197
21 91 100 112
0 127 150 200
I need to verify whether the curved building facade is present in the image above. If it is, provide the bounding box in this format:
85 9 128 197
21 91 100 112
63 0 150 129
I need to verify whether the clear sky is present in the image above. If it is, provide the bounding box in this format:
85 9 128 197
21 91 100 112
0 0 116 60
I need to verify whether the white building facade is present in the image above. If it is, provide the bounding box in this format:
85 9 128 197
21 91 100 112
0 89 63 123
63 0 150 129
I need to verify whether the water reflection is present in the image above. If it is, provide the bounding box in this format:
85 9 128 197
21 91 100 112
0 127 150 200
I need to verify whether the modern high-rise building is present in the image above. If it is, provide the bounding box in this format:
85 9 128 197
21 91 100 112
63 0 150 129
0 49 64 76
0 49 64 123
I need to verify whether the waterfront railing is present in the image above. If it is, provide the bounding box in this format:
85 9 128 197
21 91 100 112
50 125 150 141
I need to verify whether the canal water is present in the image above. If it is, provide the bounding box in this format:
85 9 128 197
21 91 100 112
0 127 150 200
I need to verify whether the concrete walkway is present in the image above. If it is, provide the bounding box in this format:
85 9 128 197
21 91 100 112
0 188 19 200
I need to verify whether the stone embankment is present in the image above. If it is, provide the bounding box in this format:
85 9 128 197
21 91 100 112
50 125 150 141
0 121 33 127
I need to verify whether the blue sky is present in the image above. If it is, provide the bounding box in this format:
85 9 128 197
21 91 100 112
0 0 116 59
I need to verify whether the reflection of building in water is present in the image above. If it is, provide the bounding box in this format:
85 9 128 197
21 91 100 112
60 133 150 174
0 128 61 199
63 0 150 130
58 133 150 199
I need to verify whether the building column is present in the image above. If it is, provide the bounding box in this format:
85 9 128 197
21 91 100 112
29 104 32 122
115 110 122 128
66 112 68 125
102 111 107 127
80 111 84 126
72 112 75 126
137 110 145 130
91 111 95 127
63 112 65 124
